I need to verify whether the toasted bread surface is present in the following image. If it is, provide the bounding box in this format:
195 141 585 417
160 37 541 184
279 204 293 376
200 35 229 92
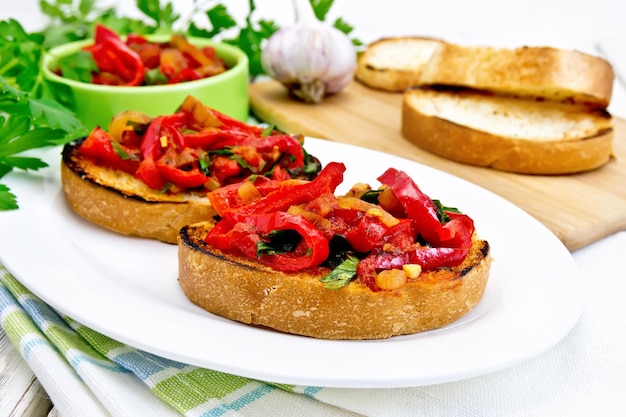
401 87 614 174
355 36 443 92
418 44 615 108
178 220 492 340
62 142 216 244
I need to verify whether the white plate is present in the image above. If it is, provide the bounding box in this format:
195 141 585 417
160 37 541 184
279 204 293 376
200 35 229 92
0 138 583 388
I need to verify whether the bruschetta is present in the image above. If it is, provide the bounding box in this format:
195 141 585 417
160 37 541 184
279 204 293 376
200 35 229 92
178 162 492 340
61 96 321 243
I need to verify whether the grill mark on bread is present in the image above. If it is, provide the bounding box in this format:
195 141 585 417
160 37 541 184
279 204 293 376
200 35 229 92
62 141 217 243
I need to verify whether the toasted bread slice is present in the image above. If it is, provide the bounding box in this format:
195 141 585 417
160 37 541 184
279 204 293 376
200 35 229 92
62 141 216 244
355 36 443 92
178 220 492 340
419 44 615 108
401 87 614 174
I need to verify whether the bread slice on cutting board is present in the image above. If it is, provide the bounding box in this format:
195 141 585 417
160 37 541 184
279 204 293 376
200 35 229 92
401 86 614 174
356 36 616 174
418 43 615 109
355 36 443 92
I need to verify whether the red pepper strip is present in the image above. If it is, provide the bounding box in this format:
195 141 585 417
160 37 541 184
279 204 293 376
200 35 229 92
125 33 148 45
127 34 160 69
446 211 475 237
93 24 120 44
377 168 444 246
155 147 209 190
168 68 202 84
209 109 264 136
271 165 292 181
140 113 187 160
135 155 168 190
223 162 346 218
371 243 471 271
182 129 249 149
244 134 305 169
356 242 472 291
205 212 329 272
78 127 139 174
156 161 208 189
88 36 145 86
207 177 304 215
87 25 143 84
345 215 388 253
211 156 243 184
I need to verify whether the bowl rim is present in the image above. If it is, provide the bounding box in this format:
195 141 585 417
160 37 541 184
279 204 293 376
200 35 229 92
42 34 249 91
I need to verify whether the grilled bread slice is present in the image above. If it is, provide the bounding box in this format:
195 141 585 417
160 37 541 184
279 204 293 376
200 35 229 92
61 96 322 244
401 87 614 174
418 43 615 108
62 142 216 244
178 220 491 341
355 36 443 92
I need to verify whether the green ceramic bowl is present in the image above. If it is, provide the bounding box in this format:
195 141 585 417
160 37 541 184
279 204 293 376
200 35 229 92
43 35 249 130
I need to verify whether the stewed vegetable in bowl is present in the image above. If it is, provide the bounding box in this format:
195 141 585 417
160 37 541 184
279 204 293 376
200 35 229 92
43 25 249 130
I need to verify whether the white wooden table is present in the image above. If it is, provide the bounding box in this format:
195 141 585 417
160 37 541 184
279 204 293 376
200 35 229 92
0 332 54 416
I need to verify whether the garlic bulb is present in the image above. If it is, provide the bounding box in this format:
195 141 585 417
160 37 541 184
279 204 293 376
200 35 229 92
261 0 357 103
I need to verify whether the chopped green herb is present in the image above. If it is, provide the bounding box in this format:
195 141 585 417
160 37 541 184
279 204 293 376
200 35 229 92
260 124 275 137
110 140 138 160
360 188 383 204
158 182 173 194
257 229 301 257
144 67 168 85
198 153 210 175
320 256 359 290
433 199 461 223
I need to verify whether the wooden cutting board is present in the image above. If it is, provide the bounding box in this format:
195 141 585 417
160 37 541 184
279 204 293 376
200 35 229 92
249 80 626 251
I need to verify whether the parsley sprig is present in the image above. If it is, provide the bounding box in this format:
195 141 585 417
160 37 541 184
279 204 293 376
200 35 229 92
0 0 360 210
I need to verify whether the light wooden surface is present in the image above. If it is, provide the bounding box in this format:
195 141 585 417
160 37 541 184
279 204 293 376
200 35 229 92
250 80 626 251
0 330 53 417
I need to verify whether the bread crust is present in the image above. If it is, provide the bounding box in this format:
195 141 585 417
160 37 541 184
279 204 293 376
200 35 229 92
61 143 216 244
401 88 614 174
178 221 492 340
355 36 443 92
419 44 615 108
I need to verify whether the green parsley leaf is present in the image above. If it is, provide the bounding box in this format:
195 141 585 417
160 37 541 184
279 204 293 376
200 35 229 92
0 184 18 210
57 50 97 83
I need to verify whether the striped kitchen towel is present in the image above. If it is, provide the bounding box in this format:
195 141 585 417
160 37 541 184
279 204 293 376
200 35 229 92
0 265 358 417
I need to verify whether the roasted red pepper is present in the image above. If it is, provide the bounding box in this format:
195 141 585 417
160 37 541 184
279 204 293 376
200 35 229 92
205 212 329 272
156 147 209 189
66 25 228 86
377 168 444 245
79 127 139 174
76 97 319 194
223 162 346 218
84 24 145 86
202 161 478 291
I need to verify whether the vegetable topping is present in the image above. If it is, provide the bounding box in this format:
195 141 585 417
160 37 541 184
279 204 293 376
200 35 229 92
57 24 228 86
204 163 476 291
75 96 321 193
